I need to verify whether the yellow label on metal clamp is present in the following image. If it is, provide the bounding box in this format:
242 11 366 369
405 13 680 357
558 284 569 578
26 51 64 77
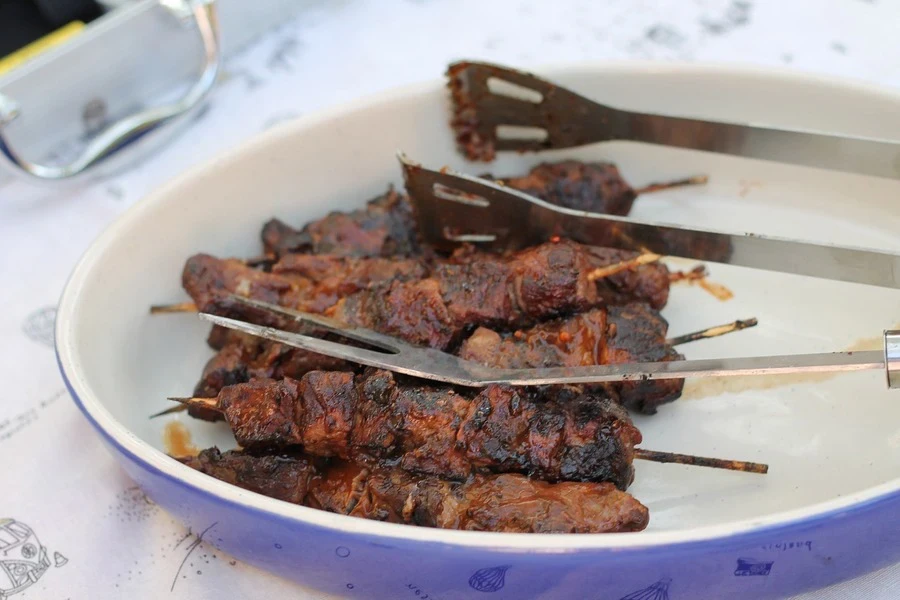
0 21 86 76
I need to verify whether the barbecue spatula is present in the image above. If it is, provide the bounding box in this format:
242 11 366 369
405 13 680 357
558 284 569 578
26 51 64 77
447 60 900 180
397 152 900 290
198 295 900 391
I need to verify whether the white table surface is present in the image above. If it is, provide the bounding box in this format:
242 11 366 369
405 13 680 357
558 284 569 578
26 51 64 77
3 1 899 598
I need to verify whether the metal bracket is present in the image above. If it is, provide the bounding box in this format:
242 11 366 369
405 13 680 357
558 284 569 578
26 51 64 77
886 330 900 389
160 0 197 24
0 0 220 182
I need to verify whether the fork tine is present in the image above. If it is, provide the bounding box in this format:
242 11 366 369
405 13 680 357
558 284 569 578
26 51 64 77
199 313 406 368
224 294 406 351
200 312 487 387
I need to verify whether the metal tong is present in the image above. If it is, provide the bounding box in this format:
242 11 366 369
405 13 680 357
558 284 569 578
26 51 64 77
448 61 900 179
200 296 900 390
398 153 900 289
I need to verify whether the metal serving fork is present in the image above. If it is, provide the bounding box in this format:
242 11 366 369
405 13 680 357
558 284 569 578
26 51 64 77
200 295 900 390
448 61 900 179
397 153 900 289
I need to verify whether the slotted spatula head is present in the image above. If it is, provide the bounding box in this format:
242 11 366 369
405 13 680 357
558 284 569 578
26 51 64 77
446 60 619 161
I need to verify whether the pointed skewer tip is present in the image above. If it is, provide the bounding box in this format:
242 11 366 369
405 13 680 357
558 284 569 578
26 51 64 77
634 174 710 195
149 404 188 419
167 396 221 410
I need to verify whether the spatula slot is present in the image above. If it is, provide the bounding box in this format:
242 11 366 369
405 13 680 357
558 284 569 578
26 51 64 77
433 183 491 207
496 125 549 142
486 77 544 103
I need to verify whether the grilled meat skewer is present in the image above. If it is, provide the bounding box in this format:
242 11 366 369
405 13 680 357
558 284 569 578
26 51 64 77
182 251 429 321
169 239 670 333
176 243 670 422
172 304 754 422
173 377 767 479
184 240 670 352
271 254 428 314
262 187 423 259
181 448 650 533
175 369 642 490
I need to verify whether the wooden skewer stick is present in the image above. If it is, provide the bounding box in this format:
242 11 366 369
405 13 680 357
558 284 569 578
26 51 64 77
634 448 768 474
168 396 219 410
150 396 220 419
150 302 198 315
150 404 191 418
587 253 662 281
146 298 757 350
161 399 768 474
634 175 709 195
666 318 759 346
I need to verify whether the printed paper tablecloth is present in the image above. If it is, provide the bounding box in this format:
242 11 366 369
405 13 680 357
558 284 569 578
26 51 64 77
3 1 899 598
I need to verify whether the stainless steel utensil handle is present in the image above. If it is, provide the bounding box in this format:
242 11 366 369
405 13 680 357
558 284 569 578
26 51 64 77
488 349 888 386
621 110 900 179
0 0 220 182
529 201 900 289
887 330 900 389
405 157 900 289
203 305 900 390
491 332 900 387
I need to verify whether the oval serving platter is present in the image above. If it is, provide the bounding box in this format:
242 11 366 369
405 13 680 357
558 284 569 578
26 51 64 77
56 62 900 600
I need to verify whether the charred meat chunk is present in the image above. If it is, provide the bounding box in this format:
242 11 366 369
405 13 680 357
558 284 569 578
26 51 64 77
182 448 649 533
261 188 421 258
502 161 637 216
195 369 641 490
459 305 684 414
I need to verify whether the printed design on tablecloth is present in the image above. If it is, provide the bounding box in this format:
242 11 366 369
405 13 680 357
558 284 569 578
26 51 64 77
468 566 510 593
699 0 753 36
0 389 67 445
170 522 218 591
220 68 264 91
21 307 56 348
734 557 774 577
262 112 302 131
267 36 300 72
0 519 67 599
109 486 160 524
618 577 671 600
